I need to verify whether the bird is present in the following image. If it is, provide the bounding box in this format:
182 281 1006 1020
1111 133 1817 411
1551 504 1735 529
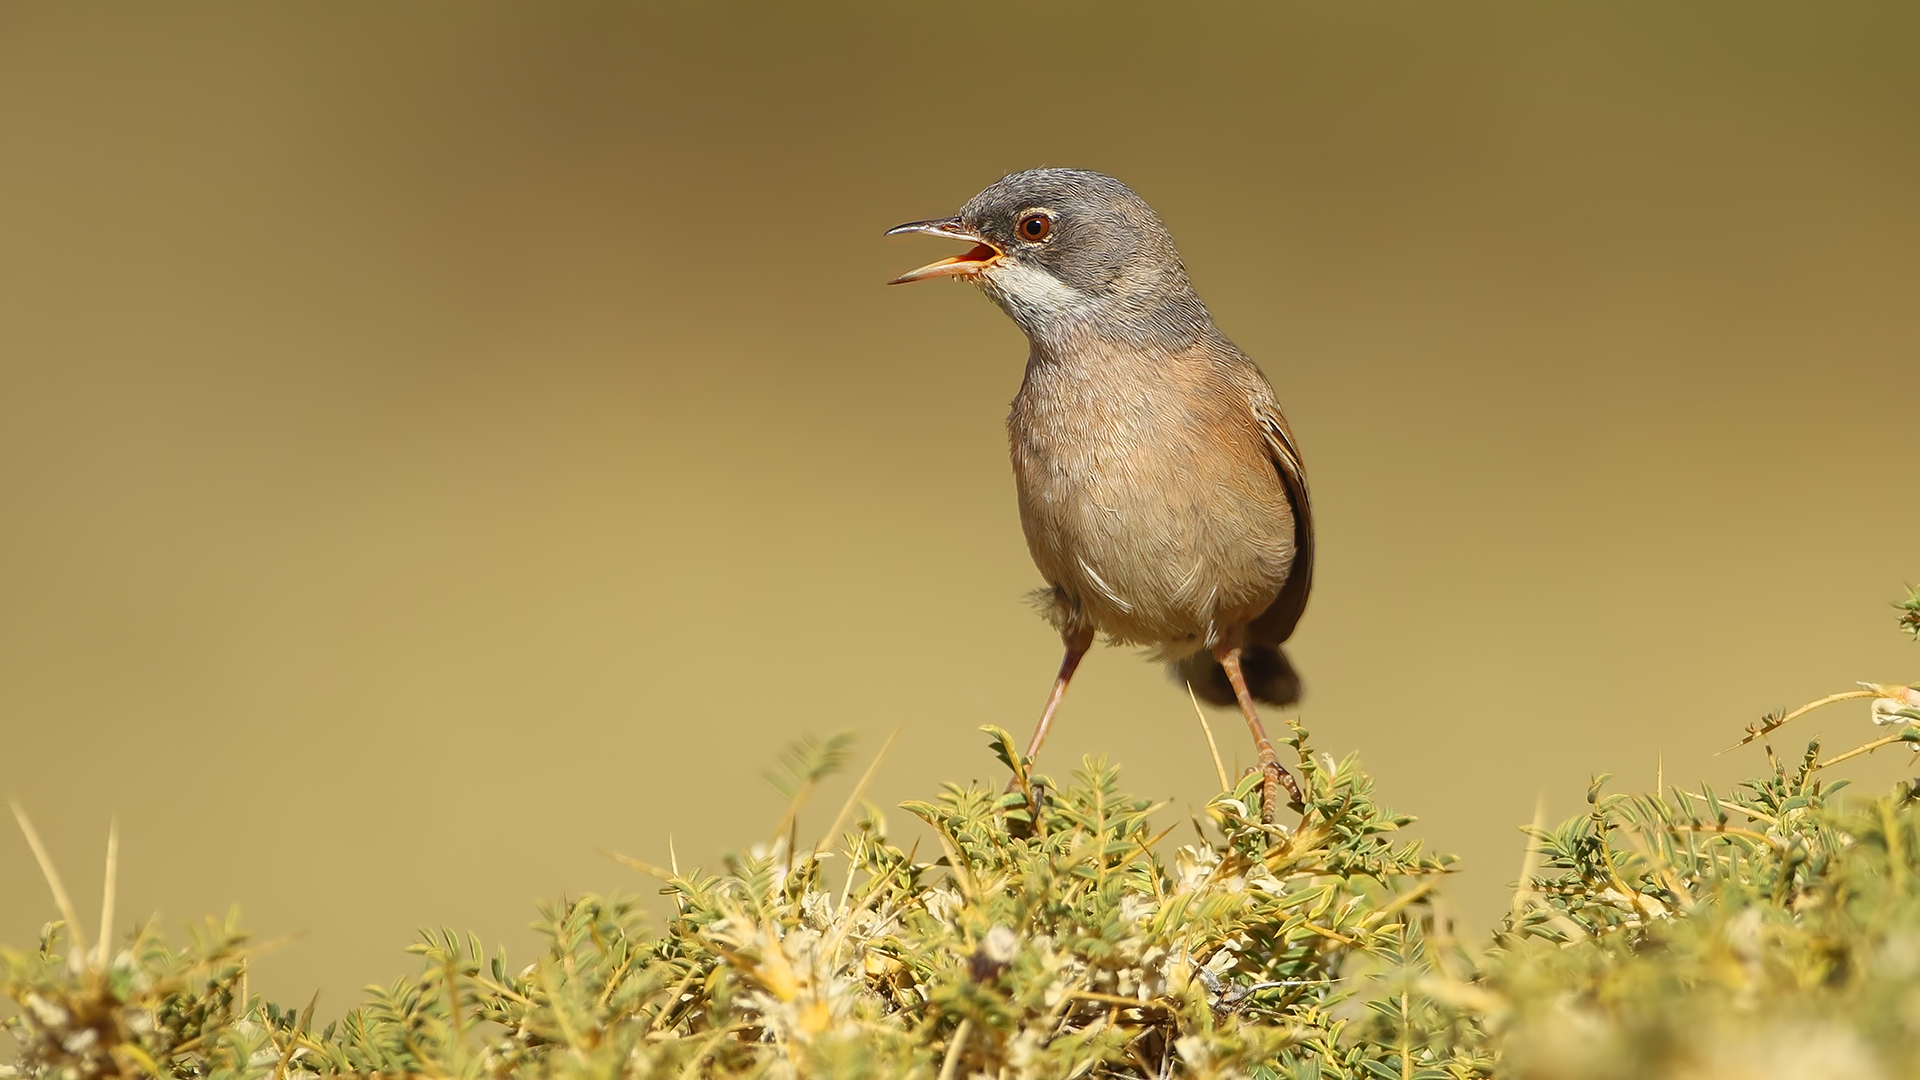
886 168 1313 820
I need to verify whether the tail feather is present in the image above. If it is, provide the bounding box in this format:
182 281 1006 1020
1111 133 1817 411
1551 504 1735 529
1172 645 1303 709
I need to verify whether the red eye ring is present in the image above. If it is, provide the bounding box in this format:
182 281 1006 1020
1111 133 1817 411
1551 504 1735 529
1017 213 1052 241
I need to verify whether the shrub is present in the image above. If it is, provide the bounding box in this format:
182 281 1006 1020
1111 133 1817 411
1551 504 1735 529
6 595 1917 1078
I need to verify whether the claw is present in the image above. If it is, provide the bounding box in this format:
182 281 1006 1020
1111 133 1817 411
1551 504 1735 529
1262 760 1304 823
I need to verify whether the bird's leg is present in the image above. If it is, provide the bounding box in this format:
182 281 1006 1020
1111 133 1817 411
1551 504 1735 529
1213 643 1304 823
1009 627 1093 815
1026 626 1094 763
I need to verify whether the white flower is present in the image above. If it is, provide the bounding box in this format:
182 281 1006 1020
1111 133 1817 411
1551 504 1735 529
1863 682 1920 731
24 993 68 1029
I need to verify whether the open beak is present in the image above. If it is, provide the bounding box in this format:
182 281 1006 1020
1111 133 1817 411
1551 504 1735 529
884 217 1002 285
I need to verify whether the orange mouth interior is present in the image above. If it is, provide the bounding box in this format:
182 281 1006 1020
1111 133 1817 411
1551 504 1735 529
955 242 998 266
890 237 1003 285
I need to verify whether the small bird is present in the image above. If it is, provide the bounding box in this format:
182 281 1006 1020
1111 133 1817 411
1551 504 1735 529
887 168 1313 819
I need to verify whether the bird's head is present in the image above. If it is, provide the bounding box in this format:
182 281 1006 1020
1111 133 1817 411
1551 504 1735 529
887 168 1212 349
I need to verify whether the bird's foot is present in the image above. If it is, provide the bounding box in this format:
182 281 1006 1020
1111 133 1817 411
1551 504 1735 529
1248 760 1305 824
1002 776 1045 836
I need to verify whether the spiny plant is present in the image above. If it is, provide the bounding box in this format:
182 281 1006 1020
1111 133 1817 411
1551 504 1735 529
4 720 1465 1080
1482 593 1920 1079
4 589 1918 1078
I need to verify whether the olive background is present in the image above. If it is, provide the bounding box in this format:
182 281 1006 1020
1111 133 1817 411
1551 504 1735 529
3 2 1916 1013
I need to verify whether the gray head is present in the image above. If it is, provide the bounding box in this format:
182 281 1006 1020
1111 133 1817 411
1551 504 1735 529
887 168 1216 350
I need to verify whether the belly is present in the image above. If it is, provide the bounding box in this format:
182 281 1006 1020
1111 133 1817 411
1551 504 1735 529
1009 386 1296 657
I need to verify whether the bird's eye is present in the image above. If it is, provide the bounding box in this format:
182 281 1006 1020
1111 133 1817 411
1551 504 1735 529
1017 213 1052 241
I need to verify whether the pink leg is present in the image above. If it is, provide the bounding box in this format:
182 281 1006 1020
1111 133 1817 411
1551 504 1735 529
1025 627 1095 763
1214 643 1303 822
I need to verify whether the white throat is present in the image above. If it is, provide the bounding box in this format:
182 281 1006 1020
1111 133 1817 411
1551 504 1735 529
978 260 1093 333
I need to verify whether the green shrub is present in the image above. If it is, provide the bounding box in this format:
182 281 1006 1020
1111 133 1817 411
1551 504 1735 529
6 596 1918 1078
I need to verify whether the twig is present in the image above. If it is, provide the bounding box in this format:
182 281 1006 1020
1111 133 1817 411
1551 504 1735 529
1187 682 1231 793
10 800 89 965
647 965 700 1034
1666 824 1779 847
98 818 118 968
1505 797 1587 942
927 822 975 901
936 1017 972 1080
1817 732 1915 771
814 726 901 857
269 990 317 1080
1297 921 1357 946
1361 877 1443 929
819 844 915 965
1721 690 1877 753
1617 821 1697 915
111 1043 163 1077
1510 794 1547 919
603 850 679 882
1067 989 1170 1011
1678 790 1780 827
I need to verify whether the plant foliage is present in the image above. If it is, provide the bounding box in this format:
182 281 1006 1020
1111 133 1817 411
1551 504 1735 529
5 597 1918 1078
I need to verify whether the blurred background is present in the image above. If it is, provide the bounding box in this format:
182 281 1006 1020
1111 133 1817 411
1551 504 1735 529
2 1 1916 1015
